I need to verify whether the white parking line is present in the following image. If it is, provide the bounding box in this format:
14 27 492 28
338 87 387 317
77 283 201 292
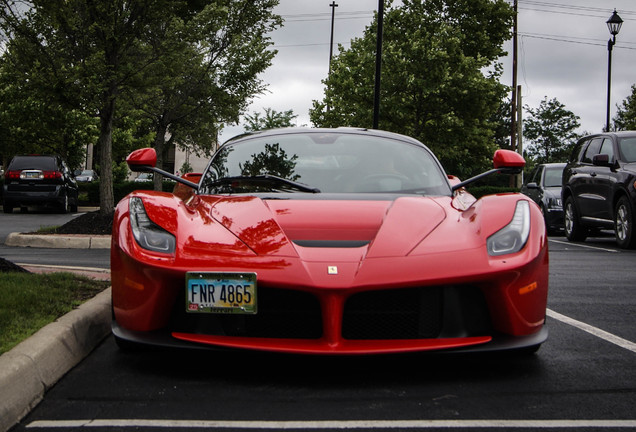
548 238 619 253
25 419 636 429
547 309 636 353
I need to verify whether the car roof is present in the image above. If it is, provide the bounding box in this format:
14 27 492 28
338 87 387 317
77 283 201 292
581 130 636 140
223 127 428 149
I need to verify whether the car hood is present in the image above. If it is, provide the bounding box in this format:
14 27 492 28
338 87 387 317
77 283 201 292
206 196 447 259
623 162 636 174
544 186 562 199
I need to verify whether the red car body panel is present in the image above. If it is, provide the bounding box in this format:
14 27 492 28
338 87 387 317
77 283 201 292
112 191 548 354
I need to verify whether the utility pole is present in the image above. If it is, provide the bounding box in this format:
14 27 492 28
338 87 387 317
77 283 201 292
511 0 518 152
372 0 384 129
328 1 338 77
516 84 523 187
327 1 338 113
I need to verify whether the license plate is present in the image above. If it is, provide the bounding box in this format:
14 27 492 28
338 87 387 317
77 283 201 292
186 272 257 314
21 171 42 179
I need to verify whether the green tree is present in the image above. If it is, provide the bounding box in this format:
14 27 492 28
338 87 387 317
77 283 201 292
0 0 177 214
523 97 581 164
1 0 282 208
243 108 298 132
0 19 98 170
614 84 636 131
125 1 282 191
309 0 513 179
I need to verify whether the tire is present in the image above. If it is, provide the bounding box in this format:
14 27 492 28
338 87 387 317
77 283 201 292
59 194 70 214
3 203 13 214
564 196 588 242
614 196 636 249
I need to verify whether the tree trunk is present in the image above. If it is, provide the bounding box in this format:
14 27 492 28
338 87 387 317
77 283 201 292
153 123 167 191
98 96 115 216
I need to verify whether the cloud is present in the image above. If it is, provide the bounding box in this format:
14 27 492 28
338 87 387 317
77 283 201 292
220 0 636 144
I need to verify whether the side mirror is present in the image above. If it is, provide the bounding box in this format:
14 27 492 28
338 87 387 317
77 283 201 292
451 150 526 192
126 148 157 172
493 149 525 174
526 182 538 189
592 154 612 167
125 147 199 191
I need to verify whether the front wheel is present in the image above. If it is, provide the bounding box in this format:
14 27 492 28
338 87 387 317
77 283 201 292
3 202 13 214
564 197 588 242
614 196 635 249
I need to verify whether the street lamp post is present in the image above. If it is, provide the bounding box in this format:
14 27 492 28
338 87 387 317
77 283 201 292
606 9 623 132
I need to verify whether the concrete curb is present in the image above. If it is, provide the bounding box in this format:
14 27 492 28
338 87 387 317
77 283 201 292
4 233 110 249
0 288 112 432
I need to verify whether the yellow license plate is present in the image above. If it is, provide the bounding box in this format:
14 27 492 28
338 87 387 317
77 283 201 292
186 272 257 314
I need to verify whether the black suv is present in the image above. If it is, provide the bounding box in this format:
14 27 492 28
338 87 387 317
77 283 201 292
2 155 78 213
561 131 636 249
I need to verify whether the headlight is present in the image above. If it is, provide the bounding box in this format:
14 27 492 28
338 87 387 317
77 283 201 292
547 197 562 209
487 200 530 256
129 196 176 253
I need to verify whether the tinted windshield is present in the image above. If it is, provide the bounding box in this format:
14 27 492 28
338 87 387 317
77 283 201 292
619 137 636 163
543 166 564 187
200 132 451 195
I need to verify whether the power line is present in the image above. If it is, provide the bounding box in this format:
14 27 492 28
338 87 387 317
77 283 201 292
518 0 636 17
519 32 636 50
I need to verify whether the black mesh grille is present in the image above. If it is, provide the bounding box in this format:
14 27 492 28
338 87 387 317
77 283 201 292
171 287 323 339
171 284 492 342
342 287 444 340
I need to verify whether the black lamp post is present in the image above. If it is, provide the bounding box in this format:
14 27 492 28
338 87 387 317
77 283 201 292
606 9 623 132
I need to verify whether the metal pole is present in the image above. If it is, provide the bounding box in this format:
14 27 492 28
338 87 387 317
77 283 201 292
328 1 338 76
511 0 518 150
327 1 338 113
606 36 615 132
372 0 384 129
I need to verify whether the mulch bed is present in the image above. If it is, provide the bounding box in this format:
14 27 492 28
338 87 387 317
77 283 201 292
0 258 29 273
50 211 114 235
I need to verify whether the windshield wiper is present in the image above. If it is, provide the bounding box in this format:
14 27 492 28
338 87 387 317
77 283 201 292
209 174 321 193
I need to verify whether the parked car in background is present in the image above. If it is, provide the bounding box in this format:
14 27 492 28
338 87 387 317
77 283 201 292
2 155 78 213
112 127 548 355
562 131 636 249
134 172 153 182
75 169 99 182
521 163 566 234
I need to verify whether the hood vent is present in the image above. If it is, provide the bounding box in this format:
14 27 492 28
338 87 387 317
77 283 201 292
292 239 370 248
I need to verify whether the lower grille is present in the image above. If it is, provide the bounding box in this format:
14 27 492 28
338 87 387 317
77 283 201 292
171 287 323 339
343 287 444 339
171 284 491 341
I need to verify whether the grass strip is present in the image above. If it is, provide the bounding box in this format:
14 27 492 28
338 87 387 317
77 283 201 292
0 272 110 354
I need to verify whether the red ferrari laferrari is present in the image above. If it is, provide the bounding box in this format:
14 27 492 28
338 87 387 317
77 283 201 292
111 128 548 355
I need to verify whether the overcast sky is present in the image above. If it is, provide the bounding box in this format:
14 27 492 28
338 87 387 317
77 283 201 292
219 0 636 143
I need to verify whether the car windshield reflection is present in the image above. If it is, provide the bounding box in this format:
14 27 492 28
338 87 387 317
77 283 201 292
200 132 451 196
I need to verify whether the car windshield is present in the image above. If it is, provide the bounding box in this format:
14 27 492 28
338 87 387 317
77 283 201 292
543 166 563 187
199 132 451 195
619 137 636 163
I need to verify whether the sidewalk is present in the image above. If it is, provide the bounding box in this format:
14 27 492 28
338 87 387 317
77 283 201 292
0 263 111 432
